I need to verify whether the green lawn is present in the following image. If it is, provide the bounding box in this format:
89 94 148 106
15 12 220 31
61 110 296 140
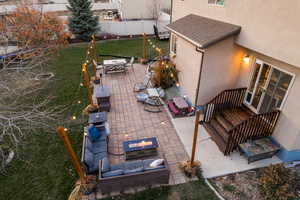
0 38 217 200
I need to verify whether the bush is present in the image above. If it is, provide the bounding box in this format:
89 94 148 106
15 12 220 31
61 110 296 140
259 164 298 200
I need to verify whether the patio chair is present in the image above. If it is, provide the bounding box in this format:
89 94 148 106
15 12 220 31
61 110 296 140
126 57 135 71
133 73 152 92
93 59 104 71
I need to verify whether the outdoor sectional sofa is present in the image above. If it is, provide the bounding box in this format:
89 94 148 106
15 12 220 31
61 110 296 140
98 155 170 193
81 123 110 174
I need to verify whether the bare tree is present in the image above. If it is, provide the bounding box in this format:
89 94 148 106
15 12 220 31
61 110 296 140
0 0 68 172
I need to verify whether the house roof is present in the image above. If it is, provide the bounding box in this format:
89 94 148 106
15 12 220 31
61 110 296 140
167 14 241 48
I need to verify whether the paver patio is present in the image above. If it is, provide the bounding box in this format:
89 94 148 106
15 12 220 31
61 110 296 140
87 63 192 199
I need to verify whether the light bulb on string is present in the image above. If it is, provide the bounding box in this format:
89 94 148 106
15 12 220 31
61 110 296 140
170 73 174 78
72 116 76 120
78 100 81 104
80 83 84 86
176 83 180 87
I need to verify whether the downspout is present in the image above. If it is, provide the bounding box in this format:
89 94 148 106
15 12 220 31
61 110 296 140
194 47 205 107
170 0 173 22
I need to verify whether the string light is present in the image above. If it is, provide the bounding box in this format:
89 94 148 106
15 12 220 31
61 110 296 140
80 83 84 86
152 45 156 48
72 116 76 120
166 65 169 68
78 100 81 104
148 39 151 42
87 51 90 55
176 83 180 87
170 73 174 78
64 128 68 132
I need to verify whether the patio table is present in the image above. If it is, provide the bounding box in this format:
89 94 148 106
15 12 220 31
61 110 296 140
103 59 127 74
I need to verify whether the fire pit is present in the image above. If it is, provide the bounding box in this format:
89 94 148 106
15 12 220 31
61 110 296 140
123 137 159 160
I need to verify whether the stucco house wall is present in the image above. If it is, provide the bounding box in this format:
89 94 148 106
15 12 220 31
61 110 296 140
171 34 202 104
171 0 300 69
197 37 244 105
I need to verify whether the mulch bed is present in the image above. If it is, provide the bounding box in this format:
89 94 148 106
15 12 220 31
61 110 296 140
210 165 300 200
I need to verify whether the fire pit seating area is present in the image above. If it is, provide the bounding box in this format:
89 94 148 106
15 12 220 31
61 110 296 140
98 155 170 193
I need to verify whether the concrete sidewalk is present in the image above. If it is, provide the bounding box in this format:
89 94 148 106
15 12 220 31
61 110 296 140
168 114 282 178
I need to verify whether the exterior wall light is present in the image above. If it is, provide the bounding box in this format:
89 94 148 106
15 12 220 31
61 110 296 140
243 54 250 64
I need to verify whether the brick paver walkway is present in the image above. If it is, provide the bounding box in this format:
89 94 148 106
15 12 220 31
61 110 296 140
86 64 191 199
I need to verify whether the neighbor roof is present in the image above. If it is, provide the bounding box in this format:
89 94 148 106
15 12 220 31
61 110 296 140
167 14 241 48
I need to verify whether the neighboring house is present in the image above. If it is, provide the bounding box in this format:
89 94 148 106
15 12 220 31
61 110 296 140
0 0 171 36
118 0 170 20
167 0 300 162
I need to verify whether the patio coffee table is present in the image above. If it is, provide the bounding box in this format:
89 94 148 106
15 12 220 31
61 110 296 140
239 137 280 164
123 137 159 160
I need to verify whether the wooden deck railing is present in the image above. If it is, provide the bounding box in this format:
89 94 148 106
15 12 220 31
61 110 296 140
225 110 281 155
201 88 247 123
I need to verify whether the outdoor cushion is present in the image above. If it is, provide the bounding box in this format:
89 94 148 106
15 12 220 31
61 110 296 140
168 101 180 115
85 136 93 152
92 140 107 153
150 159 164 168
88 125 101 142
143 159 165 171
102 169 124 178
110 163 124 171
84 149 94 169
101 157 110 173
124 167 143 175
94 152 108 162
123 160 143 170
136 93 149 102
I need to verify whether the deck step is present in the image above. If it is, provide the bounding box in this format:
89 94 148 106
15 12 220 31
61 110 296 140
211 118 230 142
203 122 227 154
222 109 250 126
215 114 233 132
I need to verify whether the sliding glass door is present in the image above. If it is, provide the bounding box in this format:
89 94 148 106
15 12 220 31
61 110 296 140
245 59 294 113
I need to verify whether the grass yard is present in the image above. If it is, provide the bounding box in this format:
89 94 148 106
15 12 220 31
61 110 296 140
0 38 217 200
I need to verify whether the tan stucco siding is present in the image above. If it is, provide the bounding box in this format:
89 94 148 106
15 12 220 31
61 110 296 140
172 0 300 68
171 34 202 104
197 37 244 105
236 52 300 151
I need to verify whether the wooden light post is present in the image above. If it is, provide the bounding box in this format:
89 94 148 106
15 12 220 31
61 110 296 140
82 63 94 105
57 127 86 184
142 33 148 61
191 109 201 166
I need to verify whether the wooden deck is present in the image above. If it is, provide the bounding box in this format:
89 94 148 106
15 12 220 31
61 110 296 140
201 88 280 155
203 106 254 153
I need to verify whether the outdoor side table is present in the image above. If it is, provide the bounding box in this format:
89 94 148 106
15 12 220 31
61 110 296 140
123 137 159 160
239 137 280 164
94 85 111 112
88 112 107 127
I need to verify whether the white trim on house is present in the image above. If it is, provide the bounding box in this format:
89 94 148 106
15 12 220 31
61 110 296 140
244 58 296 113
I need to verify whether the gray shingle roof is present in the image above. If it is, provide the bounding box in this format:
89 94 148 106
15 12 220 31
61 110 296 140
167 14 241 48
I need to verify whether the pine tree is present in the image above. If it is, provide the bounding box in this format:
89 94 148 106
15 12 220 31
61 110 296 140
67 0 99 41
